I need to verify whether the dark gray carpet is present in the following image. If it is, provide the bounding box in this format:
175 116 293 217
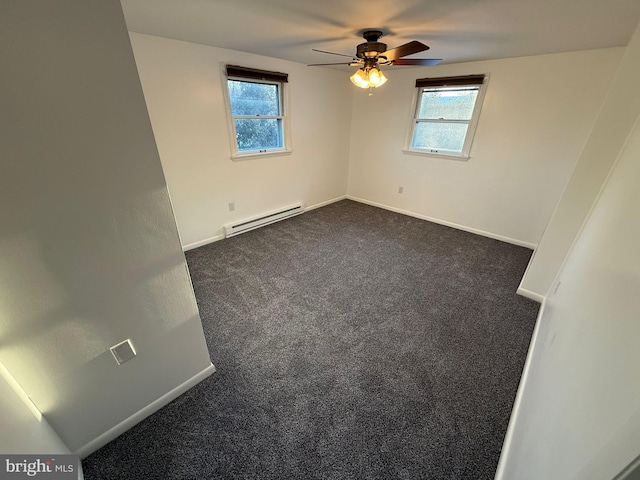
82 199 539 479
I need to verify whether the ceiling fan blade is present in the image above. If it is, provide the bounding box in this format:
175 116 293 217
312 48 355 58
382 41 429 61
392 58 442 66
307 62 356 66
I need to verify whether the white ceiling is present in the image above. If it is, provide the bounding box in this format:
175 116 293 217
121 0 640 68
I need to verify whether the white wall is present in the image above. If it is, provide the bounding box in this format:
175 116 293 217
347 48 622 248
519 23 640 299
128 33 353 249
0 364 70 454
0 0 213 456
496 22 640 478
495 110 640 480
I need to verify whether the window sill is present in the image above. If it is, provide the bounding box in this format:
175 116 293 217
231 149 293 161
402 148 470 161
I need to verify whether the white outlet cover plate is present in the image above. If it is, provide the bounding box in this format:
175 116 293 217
110 339 136 365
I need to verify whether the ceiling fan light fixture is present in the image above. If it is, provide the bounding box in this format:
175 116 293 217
368 67 387 87
311 30 439 90
350 66 387 89
350 68 370 88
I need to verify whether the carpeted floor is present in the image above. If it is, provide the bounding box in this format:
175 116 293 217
82 200 539 479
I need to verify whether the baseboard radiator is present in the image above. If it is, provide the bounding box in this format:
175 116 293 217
224 203 305 238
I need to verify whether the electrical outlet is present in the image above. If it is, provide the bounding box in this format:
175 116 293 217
398 186 404 194
228 202 235 212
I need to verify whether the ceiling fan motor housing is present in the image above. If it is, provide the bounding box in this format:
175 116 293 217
307 29 440 69
357 41 387 58
356 29 387 59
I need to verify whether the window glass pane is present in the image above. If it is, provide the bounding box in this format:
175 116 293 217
411 121 469 153
417 88 478 120
228 80 279 116
235 118 282 151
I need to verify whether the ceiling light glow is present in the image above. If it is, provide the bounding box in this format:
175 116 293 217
350 66 387 89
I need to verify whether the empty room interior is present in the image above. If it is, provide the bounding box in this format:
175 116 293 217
2 0 640 479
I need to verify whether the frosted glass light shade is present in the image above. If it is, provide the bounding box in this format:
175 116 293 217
350 69 369 88
368 68 387 87
350 67 387 89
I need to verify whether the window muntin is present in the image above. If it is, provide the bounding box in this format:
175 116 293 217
406 75 487 159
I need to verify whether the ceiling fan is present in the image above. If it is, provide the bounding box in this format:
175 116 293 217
308 30 442 89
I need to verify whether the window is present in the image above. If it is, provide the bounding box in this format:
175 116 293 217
405 75 487 159
224 65 291 159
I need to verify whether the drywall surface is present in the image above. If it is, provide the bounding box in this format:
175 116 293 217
347 47 622 248
520 23 640 298
0 0 213 454
128 33 352 249
495 110 640 479
0 365 70 454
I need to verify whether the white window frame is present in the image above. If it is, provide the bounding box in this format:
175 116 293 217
403 74 489 161
222 66 292 160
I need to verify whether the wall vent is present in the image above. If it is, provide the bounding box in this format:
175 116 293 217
224 203 305 238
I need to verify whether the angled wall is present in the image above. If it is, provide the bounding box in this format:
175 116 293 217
0 0 214 456
519 22 640 299
496 112 640 480
496 21 640 479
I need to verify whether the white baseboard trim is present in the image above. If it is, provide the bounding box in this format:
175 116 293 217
183 234 225 252
494 302 545 480
305 195 347 212
181 195 348 252
346 196 537 250
74 363 216 459
516 287 545 303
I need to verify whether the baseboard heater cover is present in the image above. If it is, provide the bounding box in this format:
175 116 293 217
224 203 305 238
